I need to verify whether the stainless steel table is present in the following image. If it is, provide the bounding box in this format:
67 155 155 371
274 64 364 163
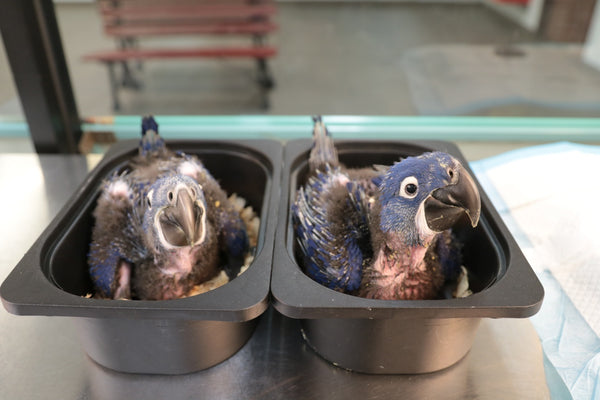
0 153 550 400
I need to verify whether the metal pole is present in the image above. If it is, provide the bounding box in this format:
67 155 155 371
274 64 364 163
0 0 81 153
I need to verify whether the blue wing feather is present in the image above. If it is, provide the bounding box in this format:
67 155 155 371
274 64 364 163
435 229 462 281
88 244 122 296
222 216 249 258
293 167 370 292
88 174 148 298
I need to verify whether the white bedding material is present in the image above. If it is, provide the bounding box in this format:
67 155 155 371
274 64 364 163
471 142 600 400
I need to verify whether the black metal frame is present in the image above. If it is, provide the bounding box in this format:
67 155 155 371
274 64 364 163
0 0 81 153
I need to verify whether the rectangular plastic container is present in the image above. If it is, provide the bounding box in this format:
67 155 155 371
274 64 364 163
1 139 282 374
272 139 544 374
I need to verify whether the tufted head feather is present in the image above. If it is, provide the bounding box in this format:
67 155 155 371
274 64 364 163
141 115 158 135
139 116 165 156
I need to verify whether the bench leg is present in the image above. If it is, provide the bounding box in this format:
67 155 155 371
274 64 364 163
119 37 143 71
115 37 142 89
128 37 143 71
252 34 275 89
256 62 270 110
256 58 275 90
120 60 142 90
259 88 270 110
106 62 121 111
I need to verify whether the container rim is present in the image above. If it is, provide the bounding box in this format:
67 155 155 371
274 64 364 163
1 139 282 321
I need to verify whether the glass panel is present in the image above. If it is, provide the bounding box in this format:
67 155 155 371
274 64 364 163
47 1 600 117
1 0 600 151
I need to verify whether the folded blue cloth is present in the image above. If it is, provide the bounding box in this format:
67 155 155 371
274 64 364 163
471 142 600 400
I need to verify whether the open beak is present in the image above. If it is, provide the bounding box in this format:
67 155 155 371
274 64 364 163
424 164 481 232
158 188 204 247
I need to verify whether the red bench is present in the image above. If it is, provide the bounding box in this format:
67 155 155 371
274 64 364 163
84 0 278 110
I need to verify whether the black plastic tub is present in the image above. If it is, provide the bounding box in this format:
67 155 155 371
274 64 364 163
272 139 544 374
1 139 282 375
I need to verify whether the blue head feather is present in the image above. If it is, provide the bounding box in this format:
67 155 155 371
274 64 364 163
379 152 460 247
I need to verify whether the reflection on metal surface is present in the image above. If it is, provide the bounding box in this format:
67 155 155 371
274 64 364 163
82 309 549 400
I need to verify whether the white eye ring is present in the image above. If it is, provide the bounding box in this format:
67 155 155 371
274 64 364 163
400 176 419 198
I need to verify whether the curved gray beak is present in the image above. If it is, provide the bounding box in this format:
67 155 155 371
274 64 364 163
159 188 203 247
424 164 481 232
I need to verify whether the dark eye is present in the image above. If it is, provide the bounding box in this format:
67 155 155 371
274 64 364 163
168 191 174 202
448 168 454 179
400 176 419 198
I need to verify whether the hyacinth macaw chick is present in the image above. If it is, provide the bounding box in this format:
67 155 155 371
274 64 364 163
129 174 218 300
293 116 481 300
88 116 248 300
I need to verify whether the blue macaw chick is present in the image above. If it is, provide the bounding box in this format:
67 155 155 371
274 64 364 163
88 116 249 300
131 175 218 299
293 116 480 300
364 151 480 299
